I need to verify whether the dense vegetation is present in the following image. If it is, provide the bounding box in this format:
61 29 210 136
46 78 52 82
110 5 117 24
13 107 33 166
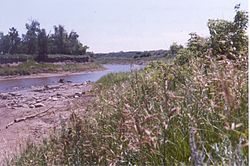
9 5 248 165
0 20 88 61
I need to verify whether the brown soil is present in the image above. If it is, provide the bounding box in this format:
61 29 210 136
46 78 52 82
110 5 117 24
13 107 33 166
0 83 94 164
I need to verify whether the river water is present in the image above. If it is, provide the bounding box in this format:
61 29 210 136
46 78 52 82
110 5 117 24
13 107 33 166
0 64 144 93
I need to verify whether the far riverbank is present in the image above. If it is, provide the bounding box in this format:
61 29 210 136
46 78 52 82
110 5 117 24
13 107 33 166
0 60 104 77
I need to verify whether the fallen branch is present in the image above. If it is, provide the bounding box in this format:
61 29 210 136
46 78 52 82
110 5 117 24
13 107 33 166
6 107 54 129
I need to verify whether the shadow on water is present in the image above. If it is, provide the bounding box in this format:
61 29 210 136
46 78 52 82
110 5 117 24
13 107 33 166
0 64 144 92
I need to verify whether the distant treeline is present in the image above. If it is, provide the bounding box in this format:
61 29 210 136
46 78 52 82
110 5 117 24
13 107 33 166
0 20 88 61
94 50 169 59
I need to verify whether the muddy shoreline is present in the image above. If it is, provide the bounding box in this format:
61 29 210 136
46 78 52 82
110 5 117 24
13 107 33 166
0 82 94 164
0 67 106 81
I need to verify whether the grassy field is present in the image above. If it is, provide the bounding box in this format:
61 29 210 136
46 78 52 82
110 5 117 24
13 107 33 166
0 60 103 76
8 52 248 165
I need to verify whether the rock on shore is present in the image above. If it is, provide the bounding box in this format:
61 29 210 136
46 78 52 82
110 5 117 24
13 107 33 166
0 82 93 164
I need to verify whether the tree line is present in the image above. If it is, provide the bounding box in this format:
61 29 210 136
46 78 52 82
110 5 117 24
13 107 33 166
0 20 88 61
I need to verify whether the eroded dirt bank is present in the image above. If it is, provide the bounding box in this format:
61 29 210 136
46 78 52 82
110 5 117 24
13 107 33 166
0 82 94 164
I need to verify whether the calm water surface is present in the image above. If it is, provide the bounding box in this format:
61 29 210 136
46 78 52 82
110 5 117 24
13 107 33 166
0 64 144 93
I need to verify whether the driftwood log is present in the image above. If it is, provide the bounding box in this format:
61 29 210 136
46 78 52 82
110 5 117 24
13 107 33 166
6 107 54 129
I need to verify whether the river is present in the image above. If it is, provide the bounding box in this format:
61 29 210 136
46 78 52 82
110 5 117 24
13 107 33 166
0 64 144 92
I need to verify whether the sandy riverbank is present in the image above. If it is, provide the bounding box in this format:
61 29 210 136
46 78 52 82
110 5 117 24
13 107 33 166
0 67 106 81
0 82 94 164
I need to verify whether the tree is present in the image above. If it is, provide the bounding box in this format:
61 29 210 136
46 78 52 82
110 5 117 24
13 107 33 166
208 19 233 55
187 33 209 57
175 48 193 65
169 42 183 57
1 20 88 57
8 27 20 54
37 29 48 61
66 31 80 54
81 45 89 55
1 35 11 54
23 20 40 54
49 27 88 55
207 4 248 58
51 25 68 54
0 32 4 54
231 4 248 54
67 31 89 55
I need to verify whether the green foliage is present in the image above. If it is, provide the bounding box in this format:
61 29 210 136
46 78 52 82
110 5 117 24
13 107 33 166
96 72 130 89
24 20 40 54
207 4 248 58
49 25 87 55
37 29 48 61
169 42 184 57
175 48 194 65
0 20 89 59
182 4 248 63
8 27 21 54
231 4 248 54
187 33 209 57
0 32 12 55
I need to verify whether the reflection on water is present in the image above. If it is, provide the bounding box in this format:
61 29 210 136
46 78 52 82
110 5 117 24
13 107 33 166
0 64 144 92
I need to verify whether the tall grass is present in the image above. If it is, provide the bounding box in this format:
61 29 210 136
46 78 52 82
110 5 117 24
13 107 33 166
10 54 248 165
96 72 130 89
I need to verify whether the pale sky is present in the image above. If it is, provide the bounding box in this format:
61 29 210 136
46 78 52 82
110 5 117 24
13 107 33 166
0 0 248 53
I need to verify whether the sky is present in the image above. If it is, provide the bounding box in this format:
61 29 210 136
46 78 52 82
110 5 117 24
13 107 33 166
0 0 248 53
